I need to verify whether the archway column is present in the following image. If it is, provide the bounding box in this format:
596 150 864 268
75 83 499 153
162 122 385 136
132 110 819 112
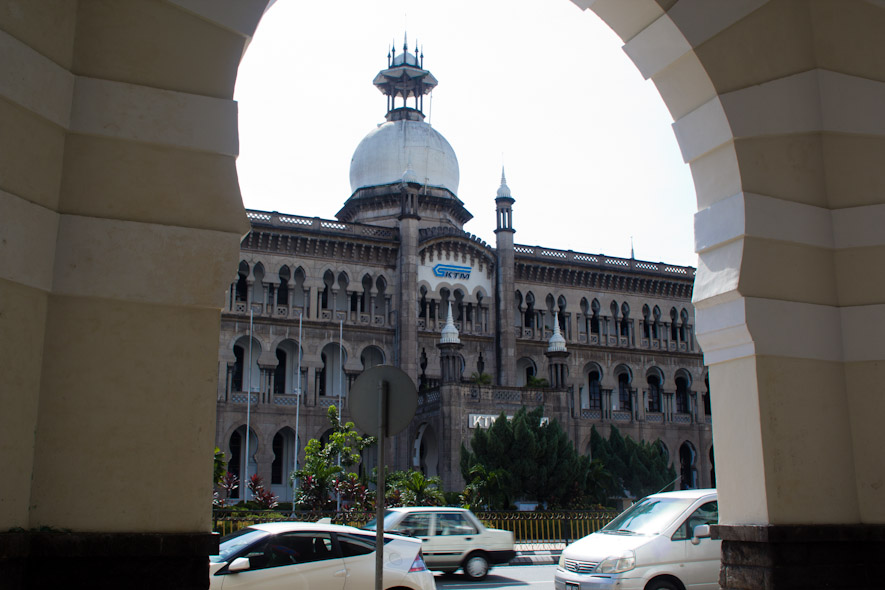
576 0 885 586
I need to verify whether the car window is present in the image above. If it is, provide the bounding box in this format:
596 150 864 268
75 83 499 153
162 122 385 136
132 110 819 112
242 532 338 571
337 533 377 557
436 512 477 536
671 501 718 541
391 513 432 537
213 528 269 563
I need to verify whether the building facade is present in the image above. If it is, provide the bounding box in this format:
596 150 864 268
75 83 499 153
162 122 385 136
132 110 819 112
215 45 711 500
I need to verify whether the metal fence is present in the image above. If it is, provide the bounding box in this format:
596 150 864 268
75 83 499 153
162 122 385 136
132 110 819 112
212 509 618 544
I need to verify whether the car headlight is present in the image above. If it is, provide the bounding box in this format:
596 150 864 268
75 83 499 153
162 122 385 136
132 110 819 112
558 554 566 569
595 550 635 574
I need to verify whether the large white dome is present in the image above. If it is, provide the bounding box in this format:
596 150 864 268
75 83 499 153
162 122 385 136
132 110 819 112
349 119 459 195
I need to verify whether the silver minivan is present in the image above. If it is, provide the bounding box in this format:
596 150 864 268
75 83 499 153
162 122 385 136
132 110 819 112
554 489 719 590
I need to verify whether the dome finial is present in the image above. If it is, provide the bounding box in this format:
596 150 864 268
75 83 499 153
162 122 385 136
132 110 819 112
547 311 567 352
440 301 460 344
401 159 417 185
497 166 511 198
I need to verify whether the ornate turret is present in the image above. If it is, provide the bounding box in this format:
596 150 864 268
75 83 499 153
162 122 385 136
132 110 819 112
438 301 463 383
373 35 438 122
545 311 570 388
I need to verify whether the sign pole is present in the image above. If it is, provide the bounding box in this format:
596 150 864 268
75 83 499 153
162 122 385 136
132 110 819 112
374 379 388 590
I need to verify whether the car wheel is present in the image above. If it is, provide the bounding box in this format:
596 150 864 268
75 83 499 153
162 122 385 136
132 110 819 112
646 579 679 590
463 552 490 580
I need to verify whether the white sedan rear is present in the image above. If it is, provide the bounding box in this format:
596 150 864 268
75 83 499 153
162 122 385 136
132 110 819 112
210 521 435 590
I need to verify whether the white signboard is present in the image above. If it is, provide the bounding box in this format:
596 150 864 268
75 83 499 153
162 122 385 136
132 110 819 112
469 414 550 429
418 254 492 296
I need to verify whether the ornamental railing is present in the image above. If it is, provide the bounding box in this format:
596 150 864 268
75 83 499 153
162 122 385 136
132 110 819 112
212 509 618 544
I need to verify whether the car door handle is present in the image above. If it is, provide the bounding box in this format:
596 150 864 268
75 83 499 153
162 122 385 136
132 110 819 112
421 538 429 542
334 569 346 578
465 538 473 541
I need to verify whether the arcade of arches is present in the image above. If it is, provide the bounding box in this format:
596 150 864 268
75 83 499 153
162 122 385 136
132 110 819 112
2 1 884 588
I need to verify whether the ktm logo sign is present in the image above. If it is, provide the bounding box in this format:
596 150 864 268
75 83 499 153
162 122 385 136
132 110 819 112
432 264 471 280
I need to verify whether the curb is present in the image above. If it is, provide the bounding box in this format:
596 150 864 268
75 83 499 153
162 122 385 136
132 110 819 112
509 550 561 566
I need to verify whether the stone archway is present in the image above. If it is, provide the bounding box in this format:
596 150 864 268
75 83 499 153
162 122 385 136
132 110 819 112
2 2 884 588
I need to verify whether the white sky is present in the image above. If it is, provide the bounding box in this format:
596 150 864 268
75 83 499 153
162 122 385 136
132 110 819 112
234 0 698 267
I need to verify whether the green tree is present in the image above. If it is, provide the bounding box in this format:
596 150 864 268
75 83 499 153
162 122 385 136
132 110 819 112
293 405 376 510
460 406 597 508
589 425 676 500
386 469 446 506
213 446 227 485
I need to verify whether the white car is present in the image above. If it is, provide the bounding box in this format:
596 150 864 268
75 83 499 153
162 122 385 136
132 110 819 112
554 489 719 590
365 506 515 580
209 521 435 590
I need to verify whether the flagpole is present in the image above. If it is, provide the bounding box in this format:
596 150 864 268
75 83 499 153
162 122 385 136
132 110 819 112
293 310 302 507
245 308 253 502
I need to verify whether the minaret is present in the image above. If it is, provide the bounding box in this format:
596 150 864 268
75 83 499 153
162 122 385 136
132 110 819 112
545 311 570 389
494 169 516 386
438 302 463 383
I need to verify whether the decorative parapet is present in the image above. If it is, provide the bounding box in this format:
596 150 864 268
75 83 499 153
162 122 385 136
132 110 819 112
246 209 399 241
513 244 695 279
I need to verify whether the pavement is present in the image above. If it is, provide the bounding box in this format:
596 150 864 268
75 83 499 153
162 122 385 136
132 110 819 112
510 542 565 566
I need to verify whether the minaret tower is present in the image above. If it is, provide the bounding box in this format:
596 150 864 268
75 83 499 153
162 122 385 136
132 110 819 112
438 302 463 383
546 311 570 389
494 169 516 386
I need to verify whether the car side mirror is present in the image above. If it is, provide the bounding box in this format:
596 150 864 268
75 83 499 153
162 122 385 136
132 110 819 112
228 557 251 573
690 524 711 545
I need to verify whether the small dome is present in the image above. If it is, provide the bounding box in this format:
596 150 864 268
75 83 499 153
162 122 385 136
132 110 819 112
547 312 567 353
440 302 460 344
350 120 459 195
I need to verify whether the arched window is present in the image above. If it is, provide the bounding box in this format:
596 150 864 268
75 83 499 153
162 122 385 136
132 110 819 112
647 374 662 413
277 266 290 305
360 346 385 370
273 339 301 394
516 358 536 387
590 299 600 335
524 292 535 329
319 343 346 398
679 441 698 489
233 336 261 392
374 276 387 317
336 272 349 311
419 286 428 319
617 369 632 411
454 289 465 321
653 306 661 339
703 374 712 417
620 302 630 338
680 308 690 342
675 374 690 414
235 261 249 303
321 270 333 309
642 304 651 339
670 307 679 341
588 370 602 410
252 263 265 304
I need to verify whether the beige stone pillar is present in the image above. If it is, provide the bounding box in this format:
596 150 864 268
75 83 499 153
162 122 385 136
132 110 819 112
0 1 268 587
575 0 885 586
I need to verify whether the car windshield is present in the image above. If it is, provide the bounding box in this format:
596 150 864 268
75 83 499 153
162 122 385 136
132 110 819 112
600 496 696 536
211 528 270 563
363 510 400 531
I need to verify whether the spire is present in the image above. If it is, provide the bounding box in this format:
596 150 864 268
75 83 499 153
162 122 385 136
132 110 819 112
440 301 460 344
497 167 512 198
547 311 567 352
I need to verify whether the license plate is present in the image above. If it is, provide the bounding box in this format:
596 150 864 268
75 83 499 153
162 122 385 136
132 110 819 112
566 583 580 590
